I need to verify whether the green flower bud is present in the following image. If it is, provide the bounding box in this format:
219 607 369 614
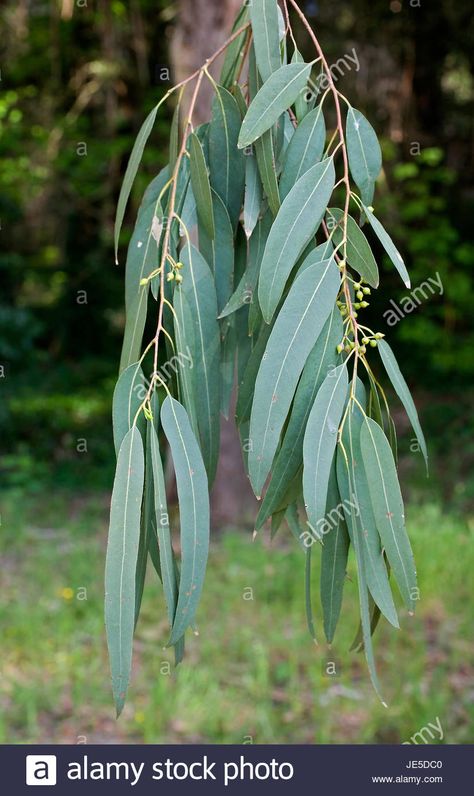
175 273 183 284
357 290 364 300
375 332 385 339
359 345 366 354
370 339 377 347
336 343 344 354
360 301 369 308
363 287 371 295
362 337 369 345
166 271 175 282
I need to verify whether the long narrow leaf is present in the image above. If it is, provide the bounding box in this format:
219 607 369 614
161 397 210 646
238 62 311 149
249 257 340 496
302 363 348 534
105 426 144 716
114 104 159 262
360 416 417 611
378 340 428 471
258 157 335 322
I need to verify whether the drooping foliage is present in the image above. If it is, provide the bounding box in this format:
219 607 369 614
107 0 427 714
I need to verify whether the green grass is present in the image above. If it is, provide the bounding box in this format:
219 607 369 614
0 490 473 744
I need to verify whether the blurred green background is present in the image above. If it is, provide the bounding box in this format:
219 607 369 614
0 0 473 744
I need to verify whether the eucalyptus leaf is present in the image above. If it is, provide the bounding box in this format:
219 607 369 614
336 449 385 703
256 306 343 528
320 464 350 643
199 189 234 312
238 62 311 149
326 207 379 288
346 106 382 207
243 151 262 238
362 204 411 288
220 211 272 320
105 426 144 716
249 0 281 82
254 131 281 217
378 340 428 471
189 132 215 239
161 397 210 646
258 157 336 322
249 257 340 496
302 363 348 535
112 361 146 455
209 85 245 230
179 244 221 485
119 287 149 373
279 104 326 199
360 416 417 611
114 104 159 262
149 422 178 630
342 392 399 629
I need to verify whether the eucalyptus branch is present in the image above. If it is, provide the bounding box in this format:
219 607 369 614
108 0 426 716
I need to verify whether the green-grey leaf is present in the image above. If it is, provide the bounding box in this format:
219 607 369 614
125 201 162 311
199 189 234 312
189 132 215 239
326 207 379 288
179 244 221 485
254 130 281 216
303 363 348 534
112 361 146 455
360 416 417 611
236 318 273 426
220 317 237 419
135 426 154 626
320 464 350 643
219 4 249 88
149 422 178 630
336 448 385 703
292 48 310 122
238 62 311 149
342 394 399 629
258 157 336 322
279 104 326 199
249 257 340 496
105 426 144 716
139 165 170 217
119 286 149 373
209 85 245 230
114 104 159 262
362 204 411 288
161 397 210 645
173 286 199 436
220 210 272 319
249 0 281 82
378 339 428 471
346 106 382 207
255 306 343 528
243 152 262 238
169 103 180 172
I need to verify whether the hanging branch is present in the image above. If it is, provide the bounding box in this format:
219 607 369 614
106 0 427 715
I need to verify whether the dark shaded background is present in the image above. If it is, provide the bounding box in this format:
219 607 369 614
1 0 473 507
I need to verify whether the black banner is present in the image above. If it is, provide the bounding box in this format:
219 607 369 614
3 743 471 794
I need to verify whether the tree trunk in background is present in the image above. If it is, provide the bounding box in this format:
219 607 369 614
170 0 241 124
171 0 259 529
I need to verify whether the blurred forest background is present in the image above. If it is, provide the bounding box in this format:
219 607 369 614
0 0 473 744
